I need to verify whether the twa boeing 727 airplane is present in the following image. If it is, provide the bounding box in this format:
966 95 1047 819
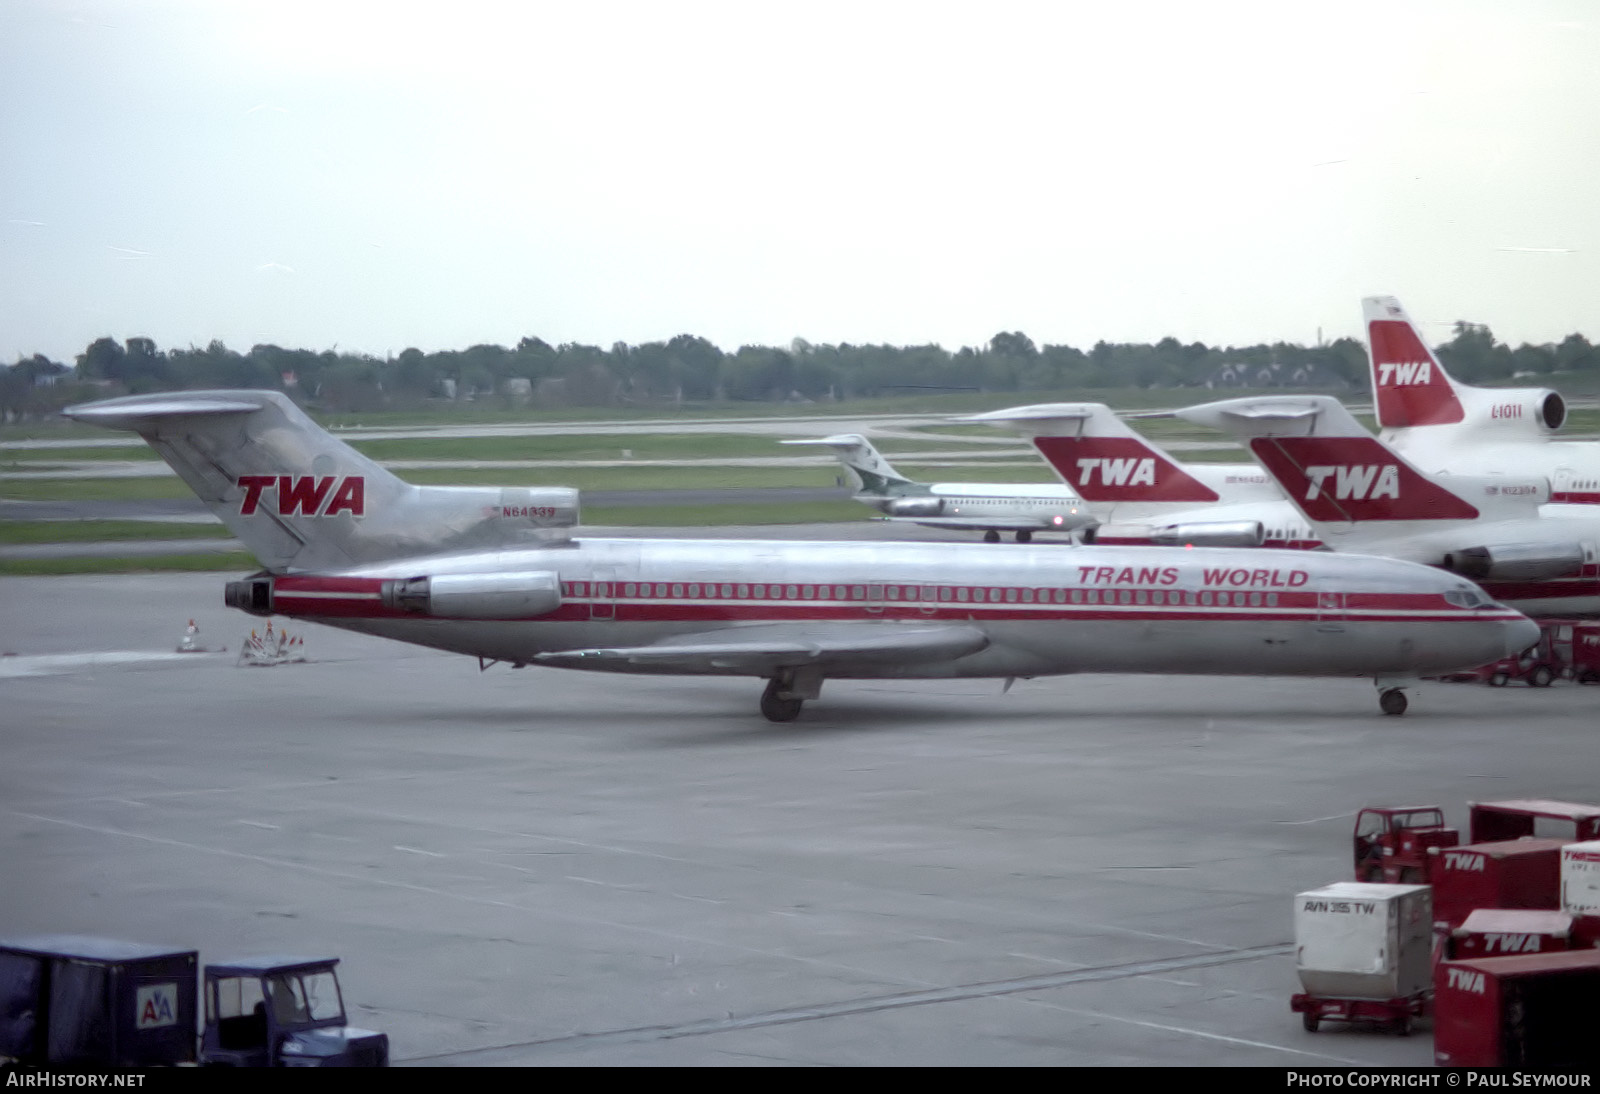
963 403 1318 549
65 390 1538 719
1175 394 1600 622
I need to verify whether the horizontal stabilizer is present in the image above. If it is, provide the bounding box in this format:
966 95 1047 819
958 403 1097 428
63 395 264 426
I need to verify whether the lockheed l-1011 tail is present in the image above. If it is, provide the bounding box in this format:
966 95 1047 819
1363 296 1600 503
63 391 578 573
1365 296 1569 436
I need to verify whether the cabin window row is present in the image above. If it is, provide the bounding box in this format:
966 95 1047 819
558 581 1280 608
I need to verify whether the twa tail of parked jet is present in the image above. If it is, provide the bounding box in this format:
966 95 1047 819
779 434 913 495
63 390 578 573
1364 296 1567 437
1175 395 1550 530
960 403 1224 502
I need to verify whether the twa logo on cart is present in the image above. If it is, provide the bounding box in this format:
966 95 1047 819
1483 933 1544 954
237 475 365 517
1445 967 1486 994
1444 851 1485 872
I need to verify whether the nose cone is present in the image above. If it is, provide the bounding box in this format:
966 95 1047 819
1502 613 1542 658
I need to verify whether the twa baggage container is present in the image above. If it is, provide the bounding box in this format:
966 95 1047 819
1429 839 1565 927
1293 883 1433 1001
1451 909 1572 960
1434 949 1600 1067
1559 839 1600 916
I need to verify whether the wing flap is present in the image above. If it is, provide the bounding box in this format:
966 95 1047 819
533 622 989 675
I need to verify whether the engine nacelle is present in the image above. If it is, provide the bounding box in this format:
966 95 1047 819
380 571 563 619
884 496 945 518
1148 521 1265 548
1459 388 1567 437
1086 521 1264 548
225 576 275 616
1442 543 1587 581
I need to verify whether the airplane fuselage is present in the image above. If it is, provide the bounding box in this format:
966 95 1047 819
242 538 1531 682
1383 433 1600 507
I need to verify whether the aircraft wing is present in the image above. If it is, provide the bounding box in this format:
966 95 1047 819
532 621 989 674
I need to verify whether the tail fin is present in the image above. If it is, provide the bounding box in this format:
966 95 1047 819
961 403 1219 502
64 390 578 573
1363 296 1466 428
1174 395 1546 525
780 434 913 494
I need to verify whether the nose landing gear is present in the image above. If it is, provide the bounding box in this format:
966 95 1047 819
1374 676 1415 716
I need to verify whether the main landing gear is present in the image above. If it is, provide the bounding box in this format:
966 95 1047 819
983 530 1001 544
760 670 823 722
1015 530 1032 544
760 679 803 722
1379 689 1408 716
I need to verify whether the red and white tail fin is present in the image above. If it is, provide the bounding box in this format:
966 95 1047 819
64 390 579 573
960 403 1219 502
1175 395 1547 526
1364 296 1466 428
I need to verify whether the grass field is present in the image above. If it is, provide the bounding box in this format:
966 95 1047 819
0 552 259 576
5 383 1597 574
0 520 231 544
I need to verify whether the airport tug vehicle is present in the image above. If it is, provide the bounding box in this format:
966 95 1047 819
0 937 387 1068
1352 806 1459 884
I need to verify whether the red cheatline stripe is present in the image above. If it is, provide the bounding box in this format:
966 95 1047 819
268 598 1520 626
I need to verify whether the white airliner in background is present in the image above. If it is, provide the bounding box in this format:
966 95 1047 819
963 403 1319 549
1364 295 1600 503
782 433 1093 543
1175 394 1600 621
64 390 1536 719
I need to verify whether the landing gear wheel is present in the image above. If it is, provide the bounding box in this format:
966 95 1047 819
1015 530 1032 544
1529 665 1554 688
983 530 1001 544
1488 672 1509 687
760 679 803 723
1393 1015 1411 1037
1302 1012 1319 1033
1379 689 1408 716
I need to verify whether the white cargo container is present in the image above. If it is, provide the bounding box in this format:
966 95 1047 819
1294 882 1433 1000
1560 840 1600 916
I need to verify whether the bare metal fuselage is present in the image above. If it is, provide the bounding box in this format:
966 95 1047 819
256 537 1530 682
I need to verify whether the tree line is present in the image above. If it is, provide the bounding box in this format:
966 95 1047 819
2 322 1594 420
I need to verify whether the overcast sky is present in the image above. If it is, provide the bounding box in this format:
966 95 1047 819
2 0 1596 365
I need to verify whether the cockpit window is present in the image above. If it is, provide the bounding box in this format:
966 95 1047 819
1444 587 1491 609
